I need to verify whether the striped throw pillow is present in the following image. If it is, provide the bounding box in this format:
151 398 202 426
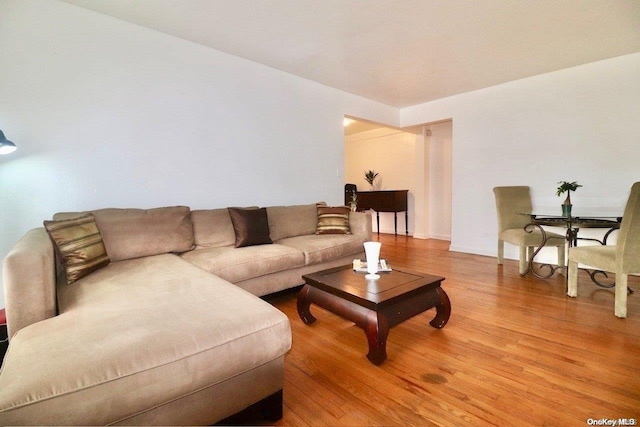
315 205 351 235
44 214 110 284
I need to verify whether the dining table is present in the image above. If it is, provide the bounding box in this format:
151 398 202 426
523 213 625 290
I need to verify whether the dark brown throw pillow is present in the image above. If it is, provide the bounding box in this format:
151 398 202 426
316 205 351 235
43 214 110 284
228 207 273 248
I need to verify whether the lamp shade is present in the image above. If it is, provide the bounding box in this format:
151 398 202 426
0 130 17 155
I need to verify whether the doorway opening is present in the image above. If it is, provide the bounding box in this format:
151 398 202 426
344 116 452 241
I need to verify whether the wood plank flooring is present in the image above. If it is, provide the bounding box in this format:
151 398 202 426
264 235 640 426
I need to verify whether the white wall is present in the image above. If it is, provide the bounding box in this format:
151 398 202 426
345 128 415 234
401 53 640 261
0 0 399 308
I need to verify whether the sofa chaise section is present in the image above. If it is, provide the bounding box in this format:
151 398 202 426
180 243 306 284
0 254 291 425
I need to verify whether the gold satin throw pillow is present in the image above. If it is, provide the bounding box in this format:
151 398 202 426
44 214 110 284
316 205 351 235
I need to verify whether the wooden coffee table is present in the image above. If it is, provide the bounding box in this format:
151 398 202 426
298 265 450 365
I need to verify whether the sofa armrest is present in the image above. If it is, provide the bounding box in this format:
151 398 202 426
2 228 57 339
349 212 372 240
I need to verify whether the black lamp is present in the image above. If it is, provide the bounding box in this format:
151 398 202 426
0 130 17 155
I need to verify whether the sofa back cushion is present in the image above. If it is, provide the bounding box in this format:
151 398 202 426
53 206 194 262
190 208 236 249
267 203 320 241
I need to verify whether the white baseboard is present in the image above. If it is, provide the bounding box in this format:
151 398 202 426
449 245 496 258
429 233 451 241
404 233 451 240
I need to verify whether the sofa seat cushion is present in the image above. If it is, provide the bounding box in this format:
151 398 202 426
0 254 291 425
180 244 305 283
276 234 367 265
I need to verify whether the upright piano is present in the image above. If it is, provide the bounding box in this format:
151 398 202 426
354 190 409 235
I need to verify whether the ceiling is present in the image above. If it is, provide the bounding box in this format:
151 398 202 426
61 0 640 108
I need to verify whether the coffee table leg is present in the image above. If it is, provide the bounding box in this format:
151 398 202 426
364 310 389 365
297 284 390 365
429 287 451 329
297 285 316 324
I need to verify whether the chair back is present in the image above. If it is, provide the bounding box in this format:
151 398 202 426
493 186 533 233
345 183 357 206
616 182 640 273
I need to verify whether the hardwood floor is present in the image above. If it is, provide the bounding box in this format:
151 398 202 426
264 234 640 426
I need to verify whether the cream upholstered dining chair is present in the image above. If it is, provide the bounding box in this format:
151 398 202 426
493 186 566 275
568 182 640 318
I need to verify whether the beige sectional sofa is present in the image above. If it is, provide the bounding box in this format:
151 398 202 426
0 203 372 425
